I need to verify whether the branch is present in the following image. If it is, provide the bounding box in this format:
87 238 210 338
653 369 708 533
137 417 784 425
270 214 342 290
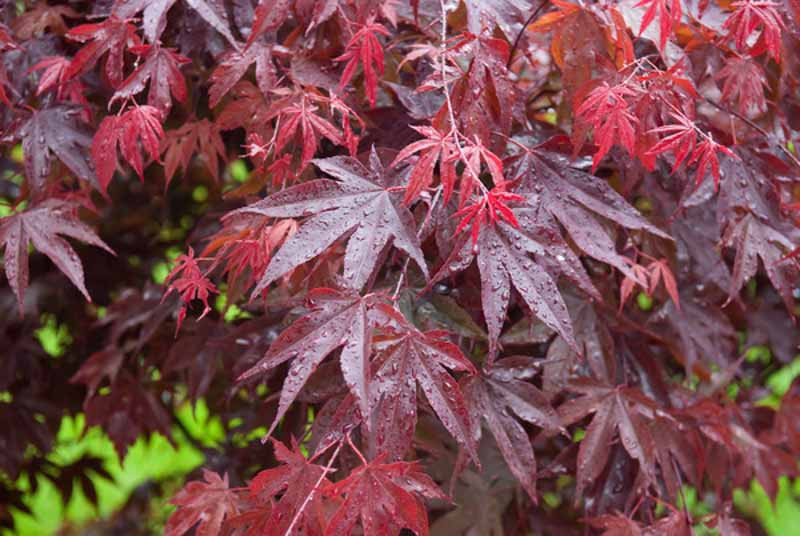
507 0 550 69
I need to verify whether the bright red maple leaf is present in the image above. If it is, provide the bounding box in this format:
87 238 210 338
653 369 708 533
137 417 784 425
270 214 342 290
111 44 190 114
30 56 86 106
0 199 114 311
714 55 768 116
722 0 785 61
65 15 138 87
324 449 448 536
575 82 639 171
271 91 346 168
636 0 682 51
390 125 459 204
91 105 165 191
454 183 524 247
334 18 390 108
162 247 218 335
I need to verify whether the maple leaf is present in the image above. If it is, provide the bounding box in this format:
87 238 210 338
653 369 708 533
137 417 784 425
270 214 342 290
390 126 459 203
215 81 273 138
161 119 226 184
30 56 83 103
247 0 291 47
722 214 800 311
238 288 375 437
558 380 663 497
111 45 190 114
635 0 682 51
433 203 598 359
166 470 241 536
645 111 697 174
714 56 768 116
585 513 643 536
325 452 448 536
462 356 561 501
91 105 165 191
334 18 390 108
0 199 114 311
11 3 77 39
454 184 524 247
722 0 785 61
512 147 670 283
235 148 428 295
245 438 331 535
619 258 680 310
162 247 218 335
463 0 535 40
368 304 478 462
184 0 240 49
83 371 172 456
575 82 639 171
111 0 177 44
17 106 97 191
69 347 125 401
435 36 518 151
65 15 139 87
208 41 276 108
266 92 347 168
688 136 737 190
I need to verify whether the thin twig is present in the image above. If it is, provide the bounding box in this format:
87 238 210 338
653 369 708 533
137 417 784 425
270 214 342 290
506 1 550 69
283 438 343 536
392 185 443 300
704 97 800 170
437 0 488 195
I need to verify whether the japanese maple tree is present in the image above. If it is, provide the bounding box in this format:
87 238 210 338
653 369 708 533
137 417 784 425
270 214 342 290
1 0 800 534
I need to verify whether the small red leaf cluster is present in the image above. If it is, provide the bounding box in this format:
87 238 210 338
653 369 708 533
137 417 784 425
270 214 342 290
1 0 800 535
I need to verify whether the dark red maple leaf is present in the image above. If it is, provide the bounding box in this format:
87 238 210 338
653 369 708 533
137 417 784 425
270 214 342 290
334 18 390 108
208 41 276 108
234 148 428 296
65 15 139 87
432 201 599 359
184 0 239 49
558 380 661 498
722 214 800 311
17 105 97 191
111 45 190 114
238 288 376 437
111 0 176 44
324 450 448 536
247 0 291 47
92 105 165 191
584 512 643 535
722 0 785 61
511 147 669 285
367 304 478 462
161 119 226 184
166 469 242 536
83 371 172 457
461 356 561 501
11 2 77 39
0 199 114 311
635 0 682 51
